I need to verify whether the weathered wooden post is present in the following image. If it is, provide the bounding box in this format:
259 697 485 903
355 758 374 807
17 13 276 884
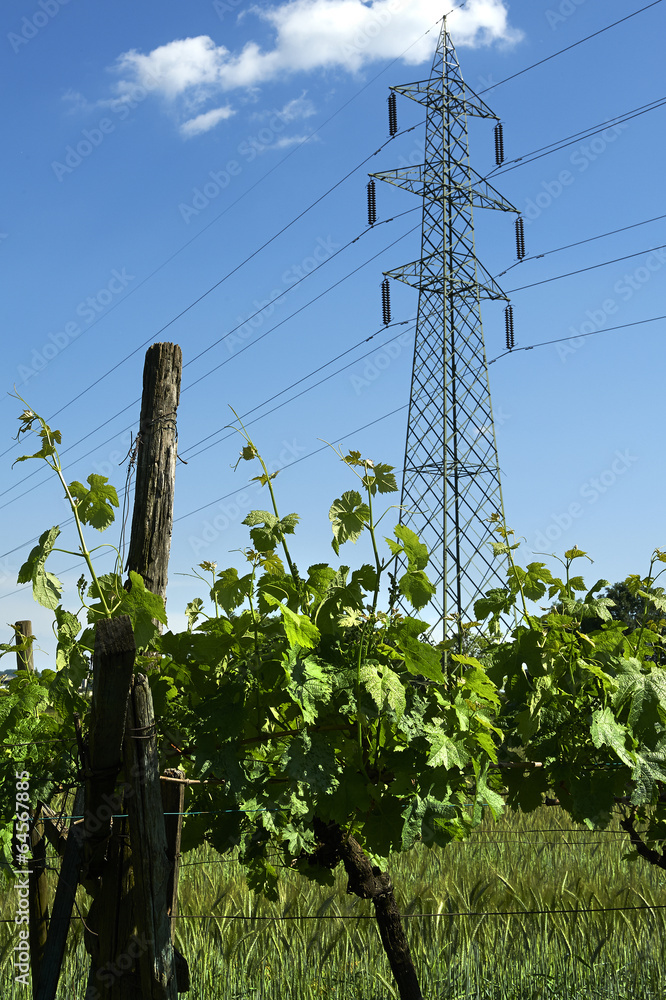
161 770 189 993
124 674 177 999
84 617 136 879
82 616 140 1000
34 789 85 1000
126 342 182 608
28 815 49 996
14 620 34 672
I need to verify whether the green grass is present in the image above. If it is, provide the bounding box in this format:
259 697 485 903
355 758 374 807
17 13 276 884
2 805 666 998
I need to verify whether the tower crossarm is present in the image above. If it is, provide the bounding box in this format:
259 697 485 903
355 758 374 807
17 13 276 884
384 253 510 302
370 164 519 214
390 81 498 120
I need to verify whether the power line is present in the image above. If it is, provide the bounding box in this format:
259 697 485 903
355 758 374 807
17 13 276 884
2 4 655 485
2 4 654 459
182 223 419 392
0 313 415 565
0 401 410 579
478 1 665 94
173 403 408 524
0 126 419 472
496 213 666 277
507 244 666 294
489 314 666 366
3 304 664 567
180 322 414 461
3 9 664 565
5 222 659 512
488 96 666 177
0 220 419 512
0 10 446 453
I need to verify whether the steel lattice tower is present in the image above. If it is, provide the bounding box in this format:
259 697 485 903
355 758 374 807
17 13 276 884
370 18 520 641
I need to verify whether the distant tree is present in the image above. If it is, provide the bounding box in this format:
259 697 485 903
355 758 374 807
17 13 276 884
605 580 661 629
601 579 666 663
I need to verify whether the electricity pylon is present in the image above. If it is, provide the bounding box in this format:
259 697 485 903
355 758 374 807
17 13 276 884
370 17 521 642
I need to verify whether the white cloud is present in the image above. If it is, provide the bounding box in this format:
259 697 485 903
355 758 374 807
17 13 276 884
62 89 93 114
180 105 235 137
114 36 228 103
105 0 522 135
269 133 319 150
252 92 317 123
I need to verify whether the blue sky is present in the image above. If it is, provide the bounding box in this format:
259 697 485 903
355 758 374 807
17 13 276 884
1 0 664 668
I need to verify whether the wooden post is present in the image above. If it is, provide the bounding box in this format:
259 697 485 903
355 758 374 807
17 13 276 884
85 793 142 1000
124 674 177 999
29 813 49 997
34 788 85 1000
161 769 190 993
14 620 34 672
84 617 136 880
126 343 182 607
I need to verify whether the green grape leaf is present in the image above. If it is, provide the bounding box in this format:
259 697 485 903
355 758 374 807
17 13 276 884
13 425 62 464
243 510 275 527
287 650 333 724
68 475 119 530
243 510 300 552
460 665 500 706
329 491 370 553
426 732 470 770
398 569 436 611
245 856 279 901
212 569 253 613
474 587 514 622
474 763 505 818
395 632 443 682
589 707 634 767
17 526 62 610
185 597 205 629
263 594 320 650
282 732 340 796
117 572 168 649
564 546 590 561
362 463 398 496
390 524 429 571
306 564 337 601
639 590 666 613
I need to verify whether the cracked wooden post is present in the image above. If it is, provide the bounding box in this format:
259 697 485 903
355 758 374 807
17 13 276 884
14 620 34 672
34 788 85 1000
28 812 49 997
124 674 177 999
161 769 190 992
84 617 136 880
126 342 182 610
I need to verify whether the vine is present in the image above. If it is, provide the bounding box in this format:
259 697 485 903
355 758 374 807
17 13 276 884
3 401 666 999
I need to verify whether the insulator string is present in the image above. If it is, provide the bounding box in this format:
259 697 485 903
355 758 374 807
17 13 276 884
515 216 526 260
494 122 505 166
382 277 392 325
388 91 398 137
367 179 377 227
505 305 515 350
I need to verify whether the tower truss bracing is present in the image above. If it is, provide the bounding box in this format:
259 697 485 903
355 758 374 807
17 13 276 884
371 18 520 641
